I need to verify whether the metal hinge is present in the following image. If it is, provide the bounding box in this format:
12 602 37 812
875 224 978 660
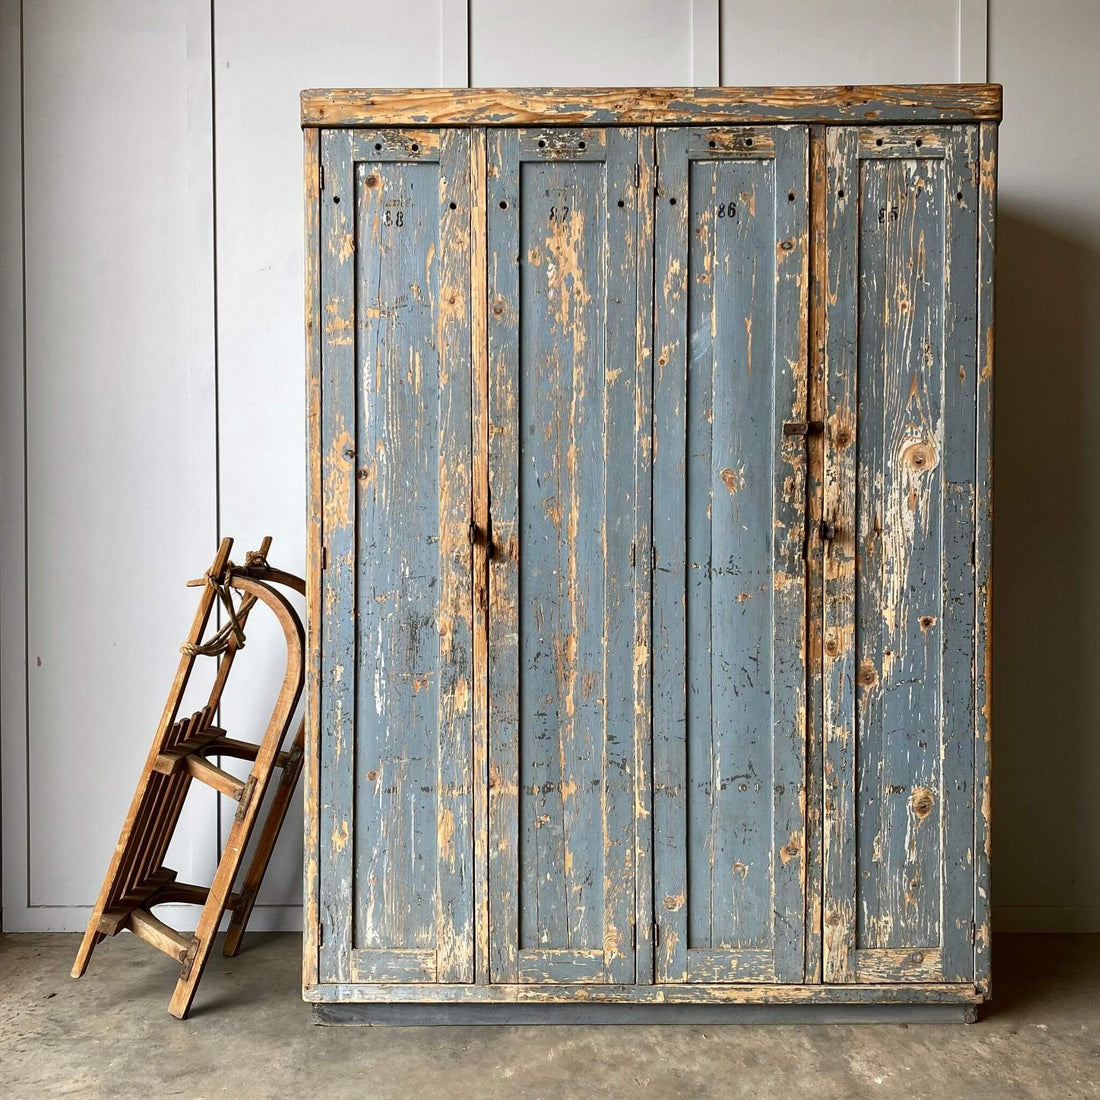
321 545 328 570
629 542 636 567
634 162 641 188
968 920 976 946
234 774 258 823
651 543 658 570
654 921 661 947
319 163 325 191
318 923 325 947
178 935 201 980
631 923 637 949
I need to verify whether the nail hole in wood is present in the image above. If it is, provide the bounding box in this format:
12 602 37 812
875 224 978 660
788 191 796 202
876 137 884 146
578 140 586 149
538 139 546 148
708 140 716 148
374 142 382 150
449 201 457 210
412 143 420 152
915 138 923 148
499 200 507 209
332 195 340 203
957 191 964 201
617 199 625 208
838 189 845 198
745 137 754 146
669 197 677 205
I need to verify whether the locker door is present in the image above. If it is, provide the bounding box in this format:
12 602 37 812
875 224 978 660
651 126 810 984
318 129 475 985
485 127 650 984
821 125 980 984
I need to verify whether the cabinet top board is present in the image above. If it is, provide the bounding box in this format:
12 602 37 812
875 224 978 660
300 85 1002 128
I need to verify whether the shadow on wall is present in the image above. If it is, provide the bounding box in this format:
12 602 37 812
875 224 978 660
993 207 1100 926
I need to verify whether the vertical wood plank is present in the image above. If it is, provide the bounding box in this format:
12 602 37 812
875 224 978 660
941 124 979 982
804 124 828 984
471 127 491 984
487 128 640 983
436 127 475 982
653 126 807 984
824 125 982 984
821 125 859 984
303 124 322 992
772 124 810 983
319 128 356 984
974 120 996 996
602 127 644 983
633 126 657 985
486 127 520 982
856 150 946 955
342 132 474 983
652 127 691 983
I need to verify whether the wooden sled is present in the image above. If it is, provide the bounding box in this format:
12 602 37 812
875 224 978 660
72 537 305 1019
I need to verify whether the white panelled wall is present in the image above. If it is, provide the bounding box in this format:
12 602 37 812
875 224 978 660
2 0 1097 933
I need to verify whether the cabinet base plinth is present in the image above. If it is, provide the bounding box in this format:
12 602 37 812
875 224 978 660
312 1002 979 1026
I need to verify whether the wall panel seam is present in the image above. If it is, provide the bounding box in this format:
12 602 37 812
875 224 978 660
692 0 720 86
957 0 989 82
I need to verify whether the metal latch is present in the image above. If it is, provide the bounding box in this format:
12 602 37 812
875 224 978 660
782 419 825 437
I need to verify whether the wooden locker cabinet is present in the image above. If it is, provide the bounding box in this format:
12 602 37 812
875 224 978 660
302 86 1000 1023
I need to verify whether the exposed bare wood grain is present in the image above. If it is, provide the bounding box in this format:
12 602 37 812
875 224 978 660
301 86 1003 128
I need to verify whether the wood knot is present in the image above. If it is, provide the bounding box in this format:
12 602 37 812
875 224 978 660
491 300 506 317
663 894 685 911
858 660 878 687
366 769 380 781
901 439 937 472
780 238 794 251
835 427 852 448
919 615 937 632
824 635 839 658
912 787 935 820
365 175 379 188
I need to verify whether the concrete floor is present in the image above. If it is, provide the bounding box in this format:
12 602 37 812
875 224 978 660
1 933 1097 1099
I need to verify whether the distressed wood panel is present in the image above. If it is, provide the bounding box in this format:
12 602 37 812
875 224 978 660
320 130 474 984
486 127 644 984
301 86 1003 128
974 121 995 993
653 126 808 984
303 124 322 990
305 979 982 1005
319 128 357 984
823 126 980 984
